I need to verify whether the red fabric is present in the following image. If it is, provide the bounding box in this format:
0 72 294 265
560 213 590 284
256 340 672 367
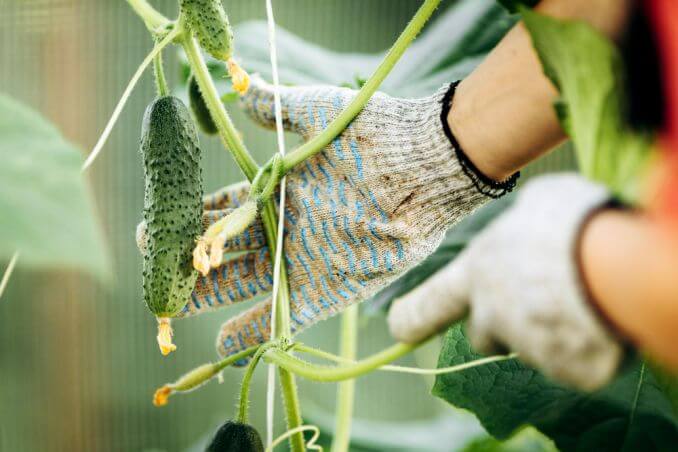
644 0 678 222
645 0 678 154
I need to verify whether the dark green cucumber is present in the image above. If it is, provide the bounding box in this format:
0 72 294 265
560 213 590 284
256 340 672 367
206 421 264 452
188 75 218 135
141 96 203 317
181 0 234 61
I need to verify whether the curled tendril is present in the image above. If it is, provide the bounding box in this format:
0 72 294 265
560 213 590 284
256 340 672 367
266 425 322 452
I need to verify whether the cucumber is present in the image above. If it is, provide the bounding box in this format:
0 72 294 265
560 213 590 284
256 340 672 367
181 0 233 61
206 421 264 452
141 96 203 318
188 74 218 135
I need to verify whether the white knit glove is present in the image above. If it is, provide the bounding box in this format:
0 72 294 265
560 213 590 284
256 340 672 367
388 174 624 390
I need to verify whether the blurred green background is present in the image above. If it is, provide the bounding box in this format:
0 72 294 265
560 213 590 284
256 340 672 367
0 1 573 451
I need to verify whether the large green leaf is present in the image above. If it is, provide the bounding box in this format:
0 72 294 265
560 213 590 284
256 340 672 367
180 0 516 98
433 324 678 452
368 195 514 313
0 94 109 280
522 10 651 202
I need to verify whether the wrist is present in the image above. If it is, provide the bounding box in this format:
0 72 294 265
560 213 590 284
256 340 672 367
440 81 519 198
446 81 515 182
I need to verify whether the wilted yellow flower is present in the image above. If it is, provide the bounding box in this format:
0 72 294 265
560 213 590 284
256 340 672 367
156 317 177 356
227 58 250 95
153 385 172 407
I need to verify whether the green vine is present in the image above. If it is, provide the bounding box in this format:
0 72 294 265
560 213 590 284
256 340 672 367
127 0 171 32
331 305 359 452
180 33 258 179
265 342 420 382
237 344 272 424
152 45 169 97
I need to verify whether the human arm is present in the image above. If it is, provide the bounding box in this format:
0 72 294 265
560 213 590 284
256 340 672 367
449 0 631 181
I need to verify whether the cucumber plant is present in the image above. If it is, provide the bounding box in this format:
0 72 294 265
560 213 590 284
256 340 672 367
92 1 675 451
124 1 466 450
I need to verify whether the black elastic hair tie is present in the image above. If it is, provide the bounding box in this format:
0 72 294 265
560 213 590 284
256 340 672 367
440 81 519 199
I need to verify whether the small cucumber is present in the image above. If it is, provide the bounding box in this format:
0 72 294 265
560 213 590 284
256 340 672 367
188 74 218 135
141 96 203 319
181 0 233 61
206 421 264 452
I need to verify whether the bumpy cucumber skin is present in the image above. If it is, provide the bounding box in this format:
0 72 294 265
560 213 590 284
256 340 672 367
141 96 203 317
181 0 233 61
188 75 218 135
206 421 264 452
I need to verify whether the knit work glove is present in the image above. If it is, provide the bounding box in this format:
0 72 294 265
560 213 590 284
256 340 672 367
388 174 623 390
138 78 516 361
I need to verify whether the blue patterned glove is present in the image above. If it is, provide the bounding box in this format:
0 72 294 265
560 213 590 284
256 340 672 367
138 77 516 361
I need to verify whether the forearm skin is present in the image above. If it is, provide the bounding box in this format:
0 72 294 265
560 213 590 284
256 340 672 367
580 210 678 370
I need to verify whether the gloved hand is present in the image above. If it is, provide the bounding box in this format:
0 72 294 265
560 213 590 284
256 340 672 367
138 77 517 361
388 174 624 390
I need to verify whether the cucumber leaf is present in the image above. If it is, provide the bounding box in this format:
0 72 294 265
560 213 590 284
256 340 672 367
522 10 652 202
179 0 517 98
0 93 110 281
433 324 678 452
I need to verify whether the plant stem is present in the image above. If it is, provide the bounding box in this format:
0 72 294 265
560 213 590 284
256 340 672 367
296 344 518 375
126 0 170 32
282 0 441 171
331 305 358 452
264 342 419 383
214 345 261 372
153 46 169 97
261 201 292 337
260 197 301 450
278 367 305 452
237 346 269 424
181 23 302 451
181 34 259 180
